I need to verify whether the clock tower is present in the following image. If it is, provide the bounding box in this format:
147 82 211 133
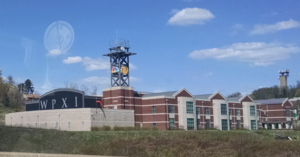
103 39 136 87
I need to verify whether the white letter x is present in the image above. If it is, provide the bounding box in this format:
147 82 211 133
62 98 68 108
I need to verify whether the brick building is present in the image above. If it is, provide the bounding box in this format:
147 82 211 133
256 98 294 129
102 86 259 131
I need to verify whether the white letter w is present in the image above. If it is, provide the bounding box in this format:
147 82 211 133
40 100 48 109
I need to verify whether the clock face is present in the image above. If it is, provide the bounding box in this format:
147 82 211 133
121 66 129 75
44 21 74 55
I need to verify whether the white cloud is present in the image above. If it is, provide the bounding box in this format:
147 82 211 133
130 76 140 82
153 89 165 93
129 63 137 69
84 76 110 85
170 9 180 14
82 57 110 71
231 24 244 35
250 19 300 35
202 72 213 77
189 42 300 66
63 56 83 64
168 7 214 26
48 49 62 56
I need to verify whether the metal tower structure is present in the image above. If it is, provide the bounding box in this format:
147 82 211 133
103 39 136 87
279 69 289 88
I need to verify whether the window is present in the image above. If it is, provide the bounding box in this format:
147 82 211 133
68 122 71 129
56 122 58 129
230 120 232 128
197 119 200 129
196 107 200 115
251 120 256 130
250 106 256 116
153 123 156 127
152 106 156 113
221 104 227 115
286 108 291 117
169 118 174 127
257 110 259 116
236 109 240 116
229 108 232 116
205 107 210 115
186 102 193 114
168 105 174 113
206 119 210 128
222 119 228 130
237 120 241 129
187 118 194 130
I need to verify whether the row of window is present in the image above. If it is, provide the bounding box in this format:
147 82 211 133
151 102 258 117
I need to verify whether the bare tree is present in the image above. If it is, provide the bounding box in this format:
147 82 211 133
91 86 98 95
7 86 24 111
81 85 90 95
64 81 78 90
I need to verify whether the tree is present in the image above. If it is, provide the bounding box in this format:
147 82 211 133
228 92 241 98
18 83 26 94
24 79 34 94
295 89 300 97
7 75 15 86
80 85 90 95
64 81 78 90
7 86 24 110
91 86 98 95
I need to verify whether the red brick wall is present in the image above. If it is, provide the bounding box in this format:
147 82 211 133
241 96 253 102
175 90 192 98
211 93 225 100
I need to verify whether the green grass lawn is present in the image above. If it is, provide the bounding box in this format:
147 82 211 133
1 126 300 157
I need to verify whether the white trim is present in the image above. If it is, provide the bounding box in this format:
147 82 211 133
172 88 193 98
134 121 179 123
103 86 134 91
265 117 292 119
208 91 227 100
135 113 178 115
282 98 294 107
142 96 174 100
195 98 210 101
239 95 254 102
140 121 179 123
103 96 138 99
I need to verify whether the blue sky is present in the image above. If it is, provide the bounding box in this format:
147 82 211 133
0 0 300 96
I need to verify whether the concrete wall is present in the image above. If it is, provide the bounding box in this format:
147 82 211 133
177 97 197 130
242 102 258 130
5 108 134 131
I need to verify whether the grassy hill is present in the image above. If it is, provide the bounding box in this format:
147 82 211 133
1 126 300 157
0 104 20 126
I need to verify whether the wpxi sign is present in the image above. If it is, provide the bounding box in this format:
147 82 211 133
39 91 83 110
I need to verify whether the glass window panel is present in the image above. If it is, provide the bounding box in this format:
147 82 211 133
152 106 156 113
251 120 256 130
250 106 256 116
237 120 241 129
206 119 210 128
153 123 156 127
236 109 240 116
169 118 175 127
186 102 193 114
168 105 174 113
221 104 227 115
222 119 228 130
187 118 194 130
206 107 210 115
